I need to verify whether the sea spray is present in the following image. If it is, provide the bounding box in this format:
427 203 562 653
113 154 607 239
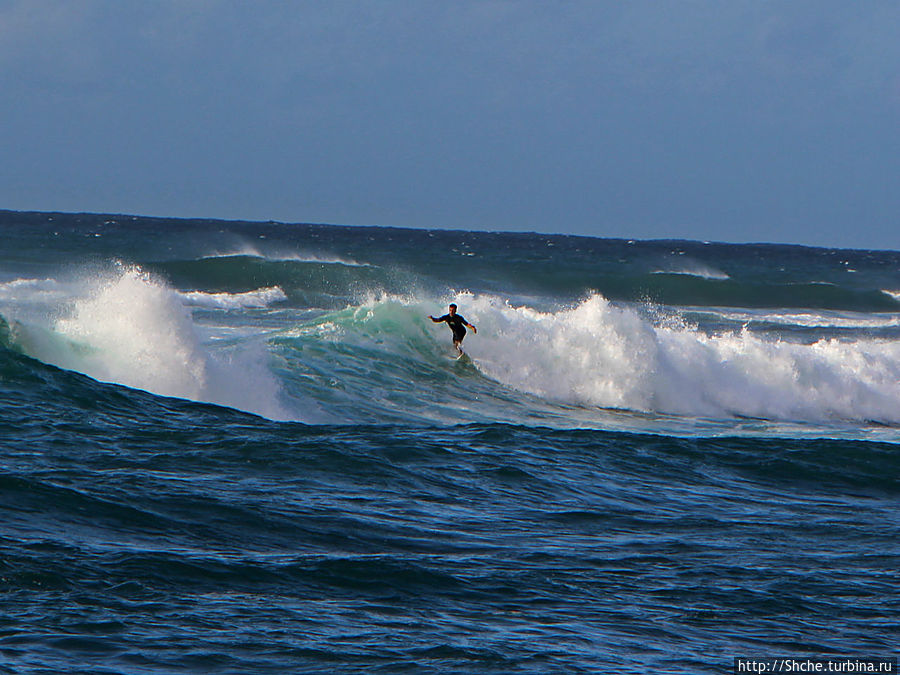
11 264 292 420
462 293 659 412
453 293 900 424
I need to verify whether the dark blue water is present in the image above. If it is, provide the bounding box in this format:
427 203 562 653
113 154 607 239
1 211 898 673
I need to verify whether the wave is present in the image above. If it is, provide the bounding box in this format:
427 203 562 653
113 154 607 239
145 255 403 310
0 277 62 293
651 264 730 280
4 264 900 431
0 277 69 304
2 276 290 312
607 276 899 312
1 265 293 421
136 244 900 314
460 293 900 424
684 307 900 330
145 257 900 313
177 286 288 309
263 292 900 429
200 243 369 267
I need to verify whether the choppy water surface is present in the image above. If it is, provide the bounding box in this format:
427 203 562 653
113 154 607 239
1 211 898 673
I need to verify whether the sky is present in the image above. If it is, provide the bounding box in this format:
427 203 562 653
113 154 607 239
1 1 898 249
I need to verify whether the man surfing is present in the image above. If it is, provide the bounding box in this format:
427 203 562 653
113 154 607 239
429 303 477 356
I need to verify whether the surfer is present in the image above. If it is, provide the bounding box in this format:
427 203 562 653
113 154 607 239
429 303 476 355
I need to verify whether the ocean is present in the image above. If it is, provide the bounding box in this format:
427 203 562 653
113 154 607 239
0 210 897 673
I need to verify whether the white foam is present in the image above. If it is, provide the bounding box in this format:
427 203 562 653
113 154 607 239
686 307 900 329
0 277 60 292
0 277 69 303
883 289 900 302
178 286 288 309
459 293 900 424
11 266 292 420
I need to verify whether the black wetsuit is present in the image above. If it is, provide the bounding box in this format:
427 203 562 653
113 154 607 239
437 313 468 342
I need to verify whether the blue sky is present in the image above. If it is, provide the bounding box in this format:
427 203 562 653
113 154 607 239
1 1 898 249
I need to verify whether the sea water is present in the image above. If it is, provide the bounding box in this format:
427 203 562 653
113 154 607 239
1 211 897 673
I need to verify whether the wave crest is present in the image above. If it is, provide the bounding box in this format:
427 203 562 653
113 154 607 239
177 286 287 309
459 293 900 424
5 265 292 420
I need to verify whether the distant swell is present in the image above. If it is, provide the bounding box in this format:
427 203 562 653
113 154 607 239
200 247 369 267
146 256 398 310
596 276 900 312
651 264 730 280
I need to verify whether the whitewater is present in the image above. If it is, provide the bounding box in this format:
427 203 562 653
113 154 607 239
1 210 898 674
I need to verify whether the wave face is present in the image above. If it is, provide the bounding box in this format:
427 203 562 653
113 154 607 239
1 210 899 673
